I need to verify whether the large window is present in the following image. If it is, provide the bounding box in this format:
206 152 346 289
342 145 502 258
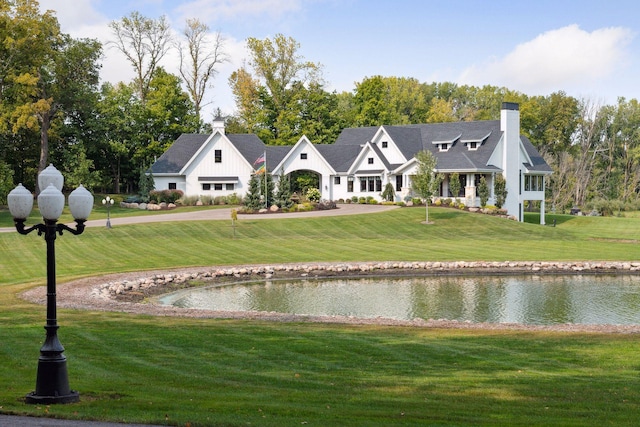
524 175 544 191
359 176 381 192
347 177 354 192
214 149 222 163
226 183 234 191
214 183 223 190
396 175 402 191
202 183 211 190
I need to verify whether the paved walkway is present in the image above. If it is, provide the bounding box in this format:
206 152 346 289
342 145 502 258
0 203 397 233
0 203 396 426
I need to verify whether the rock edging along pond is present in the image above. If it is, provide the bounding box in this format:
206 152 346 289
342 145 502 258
95 260 640 300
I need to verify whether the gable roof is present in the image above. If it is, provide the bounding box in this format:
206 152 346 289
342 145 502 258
153 117 550 178
226 134 268 166
315 144 362 172
150 133 210 174
521 136 552 173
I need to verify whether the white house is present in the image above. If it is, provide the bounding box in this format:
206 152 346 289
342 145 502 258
150 103 552 223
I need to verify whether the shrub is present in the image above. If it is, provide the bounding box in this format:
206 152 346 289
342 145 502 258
412 198 422 206
150 189 184 204
178 195 198 206
381 182 395 202
200 195 213 205
306 188 321 202
227 193 242 205
317 199 337 210
213 196 227 205
296 202 315 212
351 196 359 203
358 197 367 204
434 198 442 206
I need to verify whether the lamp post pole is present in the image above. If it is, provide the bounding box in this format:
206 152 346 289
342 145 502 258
7 164 93 404
102 196 114 228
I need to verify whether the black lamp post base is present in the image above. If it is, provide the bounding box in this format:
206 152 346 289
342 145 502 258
25 355 79 404
25 390 79 405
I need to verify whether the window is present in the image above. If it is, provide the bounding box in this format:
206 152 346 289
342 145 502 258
226 183 234 191
396 175 402 191
469 142 477 150
368 157 374 164
334 176 341 185
525 175 544 192
347 177 354 192
300 153 307 160
382 141 388 148
359 176 382 192
168 182 177 190
202 183 211 190
214 149 222 163
439 143 449 152
214 183 223 191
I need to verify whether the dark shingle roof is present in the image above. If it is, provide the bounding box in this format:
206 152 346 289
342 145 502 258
264 146 291 172
315 144 362 172
334 127 378 145
521 136 552 173
153 118 550 177
226 134 267 166
150 134 209 174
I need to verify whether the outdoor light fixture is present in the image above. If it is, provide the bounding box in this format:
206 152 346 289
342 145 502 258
102 196 114 228
7 164 93 404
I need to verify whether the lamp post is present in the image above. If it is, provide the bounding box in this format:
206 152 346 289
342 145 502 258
102 196 114 228
7 164 93 404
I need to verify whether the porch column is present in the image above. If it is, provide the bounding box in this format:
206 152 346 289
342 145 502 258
540 200 546 225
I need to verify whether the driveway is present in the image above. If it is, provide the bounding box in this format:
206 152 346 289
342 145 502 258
1 203 398 232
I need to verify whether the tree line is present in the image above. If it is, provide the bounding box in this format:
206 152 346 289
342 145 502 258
1 1 639 214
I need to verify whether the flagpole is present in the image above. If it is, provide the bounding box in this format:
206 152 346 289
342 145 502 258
264 151 267 208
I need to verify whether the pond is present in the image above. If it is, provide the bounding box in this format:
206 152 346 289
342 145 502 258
158 274 640 326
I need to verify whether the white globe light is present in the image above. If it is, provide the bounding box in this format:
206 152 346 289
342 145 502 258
68 185 94 220
7 184 34 219
37 184 65 220
38 164 64 192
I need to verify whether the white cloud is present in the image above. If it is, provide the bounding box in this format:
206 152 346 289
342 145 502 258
459 24 634 95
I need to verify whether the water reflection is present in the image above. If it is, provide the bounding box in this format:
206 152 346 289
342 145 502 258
159 275 640 325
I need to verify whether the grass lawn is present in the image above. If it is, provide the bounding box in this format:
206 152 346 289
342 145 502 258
1 206 640 426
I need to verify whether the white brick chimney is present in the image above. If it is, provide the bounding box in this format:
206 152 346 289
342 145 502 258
500 102 522 221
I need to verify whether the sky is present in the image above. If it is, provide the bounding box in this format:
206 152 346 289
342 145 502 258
39 0 640 122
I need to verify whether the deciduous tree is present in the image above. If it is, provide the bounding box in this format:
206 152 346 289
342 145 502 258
177 18 227 127
109 11 172 103
412 150 441 223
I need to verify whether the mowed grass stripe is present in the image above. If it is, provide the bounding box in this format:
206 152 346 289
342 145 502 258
1 207 640 425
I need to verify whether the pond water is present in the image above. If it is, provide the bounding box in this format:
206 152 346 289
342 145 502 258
158 274 640 326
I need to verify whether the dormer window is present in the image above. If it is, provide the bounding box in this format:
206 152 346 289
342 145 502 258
433 134 460 152
461 132 491 151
